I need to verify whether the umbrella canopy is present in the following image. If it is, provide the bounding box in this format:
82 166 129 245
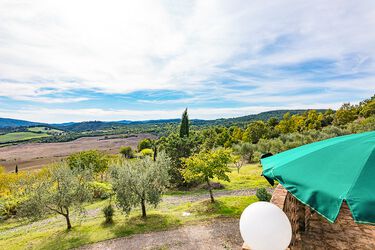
261 131 375 224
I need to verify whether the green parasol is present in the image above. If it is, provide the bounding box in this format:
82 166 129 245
261 131 375 224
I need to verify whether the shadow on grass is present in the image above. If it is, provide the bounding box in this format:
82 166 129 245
37 227 90 250
110 213 182 238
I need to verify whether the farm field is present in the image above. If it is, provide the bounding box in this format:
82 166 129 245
0 132 50 144
0 134 155 172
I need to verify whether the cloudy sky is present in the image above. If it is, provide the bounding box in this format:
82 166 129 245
0 0 374 123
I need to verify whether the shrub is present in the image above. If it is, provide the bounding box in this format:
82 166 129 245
141 148 153 157
119 146 134 159
102 204 114 223
138 138 152 151
88 181 112 199
256 188 272 201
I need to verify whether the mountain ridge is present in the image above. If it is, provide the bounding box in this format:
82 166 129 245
0 109 328 130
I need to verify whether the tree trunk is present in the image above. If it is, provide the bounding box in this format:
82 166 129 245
153 146 157 161
64 207 72 230
206 178 215 203
141 199 147 218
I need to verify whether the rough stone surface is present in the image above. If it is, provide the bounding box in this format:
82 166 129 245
271 184 375 250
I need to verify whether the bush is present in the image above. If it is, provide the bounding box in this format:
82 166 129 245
102 204 114 223
88 181 112 199
138 138 152 151
119 146 134 158
256 188 272 201
141 148 153 157
0 197 25 219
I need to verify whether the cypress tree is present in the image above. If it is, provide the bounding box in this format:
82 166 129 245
15 164 18 174
179 108 189 138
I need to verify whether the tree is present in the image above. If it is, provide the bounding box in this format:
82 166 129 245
182 148 232 203
242 121 270 143
159 133 200 187
19 163 93 230
359 96 375 118
138 138 152 151
232 142 254 172
67 150 108 175
15 164 18 174
180 108 189 138
110 153 171 218
119 146 134 159
303 110 323 130
334 103 357 126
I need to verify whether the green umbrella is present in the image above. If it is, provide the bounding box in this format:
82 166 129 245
261 131 375 224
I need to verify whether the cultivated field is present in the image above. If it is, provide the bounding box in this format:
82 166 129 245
0 134 155 172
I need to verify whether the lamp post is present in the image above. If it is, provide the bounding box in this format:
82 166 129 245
240 201 292 250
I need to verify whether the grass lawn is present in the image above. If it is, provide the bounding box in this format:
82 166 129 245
216 164 272 190
165 164 272 196
0 196 258 250
0 132 50 143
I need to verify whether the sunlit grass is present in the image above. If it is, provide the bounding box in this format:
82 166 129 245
215 163 271 190
0 195 258 250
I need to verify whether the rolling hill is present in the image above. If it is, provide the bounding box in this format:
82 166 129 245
0 109 328 131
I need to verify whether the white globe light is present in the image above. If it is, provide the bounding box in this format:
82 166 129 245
239 201 292 250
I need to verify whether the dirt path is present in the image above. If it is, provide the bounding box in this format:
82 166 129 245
79 218 243 250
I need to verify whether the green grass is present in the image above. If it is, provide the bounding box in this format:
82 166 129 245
0 132 50 143
0 195 258 250
215 164 271 190
165 164 271 196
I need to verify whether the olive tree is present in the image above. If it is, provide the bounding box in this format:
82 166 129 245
182 148 232 203
110 152 171 218
19 163 93 230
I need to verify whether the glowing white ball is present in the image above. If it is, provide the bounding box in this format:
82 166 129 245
239 201 292 250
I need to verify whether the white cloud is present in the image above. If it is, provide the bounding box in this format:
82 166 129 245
0 0 374 120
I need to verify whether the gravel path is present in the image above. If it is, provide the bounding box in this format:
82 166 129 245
79 218 243 250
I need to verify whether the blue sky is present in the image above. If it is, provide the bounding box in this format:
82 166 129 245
0 0 374 123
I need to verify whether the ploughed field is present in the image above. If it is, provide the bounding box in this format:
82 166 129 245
0 134 155 172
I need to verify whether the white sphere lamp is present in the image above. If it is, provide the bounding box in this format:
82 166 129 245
239 201 292 250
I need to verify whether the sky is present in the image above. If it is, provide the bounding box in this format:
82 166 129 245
0 0 374 123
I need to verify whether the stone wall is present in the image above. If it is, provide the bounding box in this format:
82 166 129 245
271 184 375 250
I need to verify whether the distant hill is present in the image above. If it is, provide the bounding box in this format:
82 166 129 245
0 109 328 131
0 118 43 128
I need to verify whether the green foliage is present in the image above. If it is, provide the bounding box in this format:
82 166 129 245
256 188 272 201
334 103 357 125
183 148 232 202
138 138 152 151
67 150 108 174
119 146 134 158
110 152 171 218
88 181 112 199
159 133 201 187
243 121 270 143
103 204 114 223
180 108 189 138
359 95 375 118
141 148 153 157
19 163 93 229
